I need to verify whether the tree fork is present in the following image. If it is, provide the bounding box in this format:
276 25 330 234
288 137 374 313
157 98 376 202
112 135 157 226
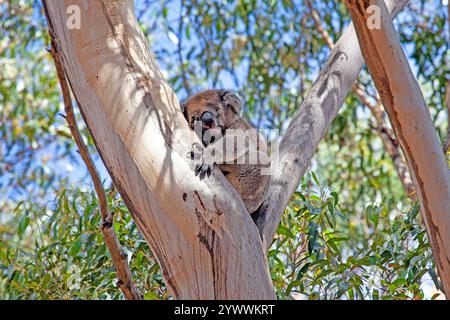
306 0 415 199
42 0 275 299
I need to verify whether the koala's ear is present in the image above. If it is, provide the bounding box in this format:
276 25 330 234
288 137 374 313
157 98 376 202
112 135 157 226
220 90 242 115
180 101 188 121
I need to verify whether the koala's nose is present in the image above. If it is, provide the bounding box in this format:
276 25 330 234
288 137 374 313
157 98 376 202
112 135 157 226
201 111 215 128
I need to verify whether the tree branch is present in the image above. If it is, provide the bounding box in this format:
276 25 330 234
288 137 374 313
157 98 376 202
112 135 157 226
254 0 410 251
305 0 335 49
345 0 450 298
441 3 450 154
46 12 142 300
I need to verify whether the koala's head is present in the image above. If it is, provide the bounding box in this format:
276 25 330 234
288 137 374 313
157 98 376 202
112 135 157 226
181 89 242 146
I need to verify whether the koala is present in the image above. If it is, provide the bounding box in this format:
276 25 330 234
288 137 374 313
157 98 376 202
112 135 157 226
181 89 270 214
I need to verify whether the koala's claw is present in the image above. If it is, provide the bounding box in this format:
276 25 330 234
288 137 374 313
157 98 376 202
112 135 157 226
195 163 213 180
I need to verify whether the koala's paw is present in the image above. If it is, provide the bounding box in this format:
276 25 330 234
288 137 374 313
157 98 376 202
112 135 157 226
195 163 213 180
186 142 213 179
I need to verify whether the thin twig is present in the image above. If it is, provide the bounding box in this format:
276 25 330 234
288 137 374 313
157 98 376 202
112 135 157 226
353 83 416 198
45 1 142 299
305 0 335 50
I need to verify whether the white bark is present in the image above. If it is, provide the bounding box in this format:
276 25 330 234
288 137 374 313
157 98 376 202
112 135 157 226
43 0 274 299
254 0 410 251
345 0 450 297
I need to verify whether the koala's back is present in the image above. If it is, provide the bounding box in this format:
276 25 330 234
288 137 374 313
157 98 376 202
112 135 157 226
218 117 269 213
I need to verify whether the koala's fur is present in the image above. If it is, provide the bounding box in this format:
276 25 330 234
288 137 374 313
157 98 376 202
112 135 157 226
181 89 269 214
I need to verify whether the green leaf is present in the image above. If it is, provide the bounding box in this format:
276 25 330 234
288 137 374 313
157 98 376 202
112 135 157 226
296 263 311 281
429 268 444 292
307 222 319 255
311 172 320 186
330 192 339 206
431 293 442 300
69 238 83 257
390 278 407 287
366 205 380 229
18 216 30 238
276 225 294 238
144 291 159 300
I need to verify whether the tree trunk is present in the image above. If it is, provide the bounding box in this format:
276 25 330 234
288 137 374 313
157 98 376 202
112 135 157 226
43 0 275 300
345 0 450 298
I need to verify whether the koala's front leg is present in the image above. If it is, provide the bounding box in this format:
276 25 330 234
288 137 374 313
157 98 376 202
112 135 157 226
187 142 214 180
